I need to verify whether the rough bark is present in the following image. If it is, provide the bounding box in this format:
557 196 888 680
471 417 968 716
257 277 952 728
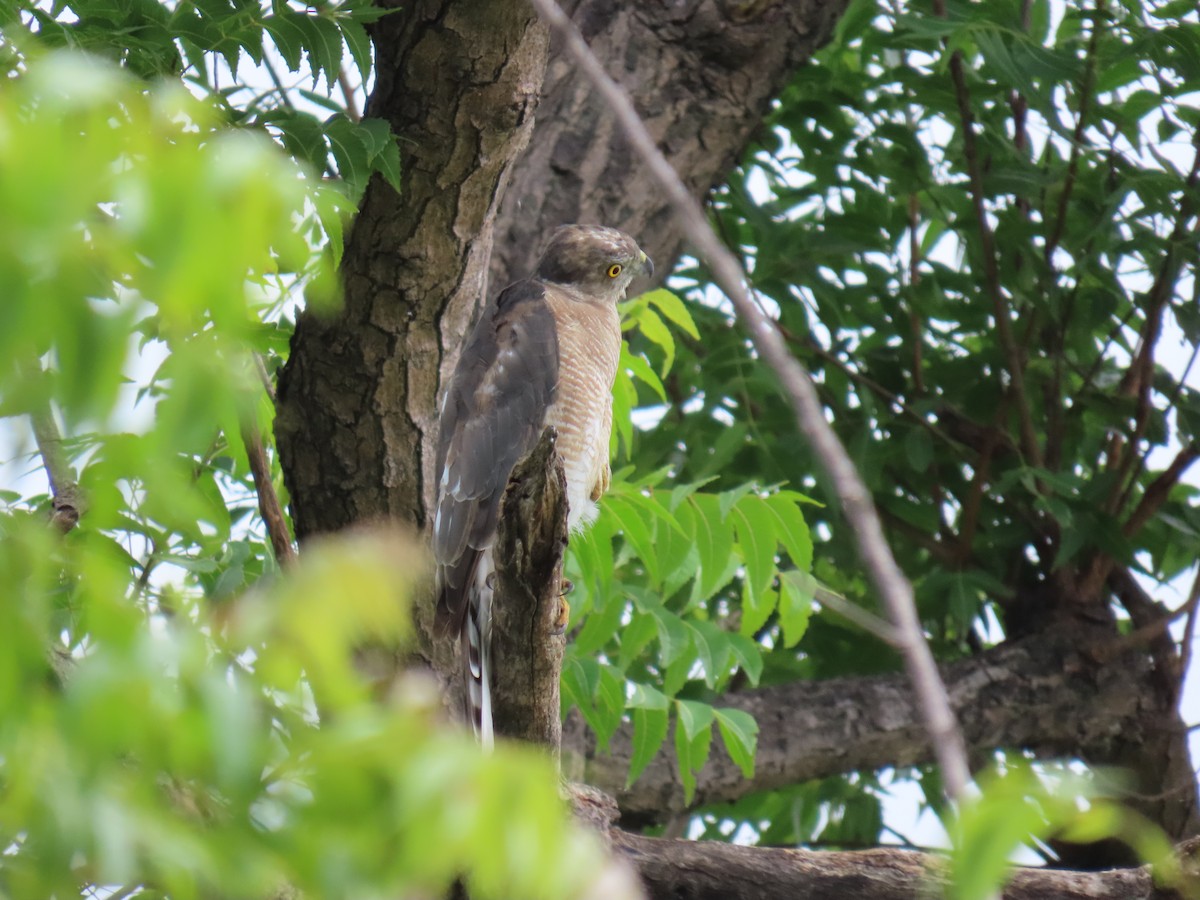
490 0 850 293
612 831 1200 900
563 627 1155 826
490 428 569 752
275 0 550 685
276 0 549 544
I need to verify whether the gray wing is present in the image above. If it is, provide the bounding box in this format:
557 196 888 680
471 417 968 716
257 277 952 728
433 278 559 636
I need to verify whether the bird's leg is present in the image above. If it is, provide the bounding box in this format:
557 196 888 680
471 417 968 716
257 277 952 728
552 578 574 634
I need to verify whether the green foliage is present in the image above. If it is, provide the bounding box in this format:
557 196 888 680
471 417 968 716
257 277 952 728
563 294 809 800
609 0 1200 856
948 762 1180 900
3 0 401 200
0 51 610 899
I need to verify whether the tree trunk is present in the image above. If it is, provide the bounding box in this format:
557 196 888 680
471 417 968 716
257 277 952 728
273 0 1200 881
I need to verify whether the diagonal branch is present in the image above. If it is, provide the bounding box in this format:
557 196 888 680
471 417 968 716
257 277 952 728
20 362 85 533
532 0 972 804
932 0 1042 471
241 418 296 567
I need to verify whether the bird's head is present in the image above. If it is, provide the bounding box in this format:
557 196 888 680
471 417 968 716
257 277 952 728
535 224 654 303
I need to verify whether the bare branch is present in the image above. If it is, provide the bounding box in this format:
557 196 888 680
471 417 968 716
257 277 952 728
20 362 84 533
337 67 361 123
490 427 569 754
1044 0 1105 261
529 0 973 803
241 417 296 567
612 829 1197 900
932 0 1042 471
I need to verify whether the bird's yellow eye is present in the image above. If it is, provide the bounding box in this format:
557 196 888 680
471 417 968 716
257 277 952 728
607 264 623 278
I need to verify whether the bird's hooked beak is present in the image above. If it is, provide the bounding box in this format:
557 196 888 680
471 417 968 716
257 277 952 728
639 250 654 278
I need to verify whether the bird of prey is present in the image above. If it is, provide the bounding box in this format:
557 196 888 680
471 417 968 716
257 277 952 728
433 224 653 749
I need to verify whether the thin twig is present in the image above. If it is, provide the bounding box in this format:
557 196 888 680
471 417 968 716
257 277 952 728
1178 567 1200 706
241 417 296 566
1082 442 1200 602
337 67 361 122
1044 0 1105 261
933 0 1041 472
253 351 277 403
20 361 84 533
529 0 973 803
812 585 902 648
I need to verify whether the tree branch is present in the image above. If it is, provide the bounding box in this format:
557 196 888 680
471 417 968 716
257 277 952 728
1044 0 1104 261
21 362 84 533
612 830 1199 900
241 418 296 566
531 0 973 804
490 427 569 753
564 628 1149 826
931 0 1041 472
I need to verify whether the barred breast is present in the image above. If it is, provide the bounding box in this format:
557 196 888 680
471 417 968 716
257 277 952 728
541 287 622 531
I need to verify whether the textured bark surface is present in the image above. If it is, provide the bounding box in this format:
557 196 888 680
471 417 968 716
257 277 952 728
490 0 851 293
564 627 1154 826
275 0 549 678
490 428 569 752
613 832 1200 900
276 0 549 544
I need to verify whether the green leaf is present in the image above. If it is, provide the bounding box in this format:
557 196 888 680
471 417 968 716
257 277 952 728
644 288 700 340
904 426 933 473
620 344 668 403
341 17 372 86
778 569 815 648
606 494 660 584
687 619 732 688
674 702 715 804
626 681 669 711
764 491 814 572
632 306 676 376
640 599 690 667
714 707 758 778
727 632 764 686
687 493 736 599
295 13 344 89
627 707 669 788
675 698 716 740
324 114 372 195
732 495 777 592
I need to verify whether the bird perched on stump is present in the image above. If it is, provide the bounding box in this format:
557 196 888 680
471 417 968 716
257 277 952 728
433 224 653 749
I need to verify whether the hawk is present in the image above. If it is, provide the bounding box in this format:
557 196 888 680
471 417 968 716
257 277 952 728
433 224 653 748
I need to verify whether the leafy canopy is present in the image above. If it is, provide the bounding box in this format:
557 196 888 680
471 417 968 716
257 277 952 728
0 39 611 900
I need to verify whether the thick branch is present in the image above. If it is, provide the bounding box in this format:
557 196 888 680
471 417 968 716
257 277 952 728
562 629 1154 826
531 0 973 804
613 831 1198 900
490 427 569 753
